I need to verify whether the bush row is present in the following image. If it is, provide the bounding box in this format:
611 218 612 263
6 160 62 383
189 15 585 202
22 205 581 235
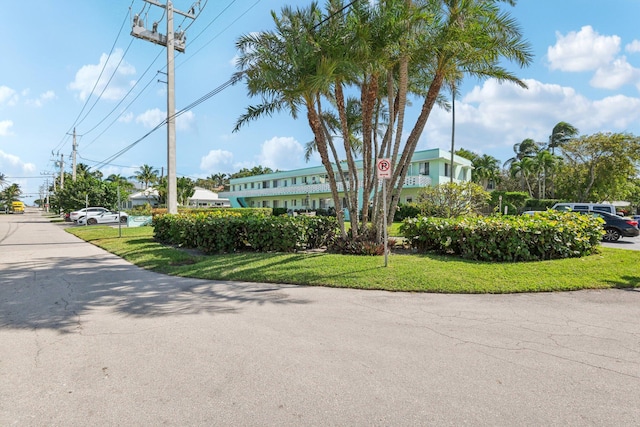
153 211 338 253
400 210 603 262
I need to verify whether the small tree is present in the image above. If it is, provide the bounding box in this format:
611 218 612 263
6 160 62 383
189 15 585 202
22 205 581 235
417 182 490 218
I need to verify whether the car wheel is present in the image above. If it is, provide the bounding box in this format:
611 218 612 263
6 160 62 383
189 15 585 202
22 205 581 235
87 217 98 225
120 216 128 223
603 228 621 242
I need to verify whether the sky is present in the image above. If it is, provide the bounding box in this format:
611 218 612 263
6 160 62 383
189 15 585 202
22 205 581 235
1 0 640 203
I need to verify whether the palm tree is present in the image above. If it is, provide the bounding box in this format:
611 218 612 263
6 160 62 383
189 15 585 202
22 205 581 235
106 174 135 193
509 157 536 197
504 138 540 170
1 183 22 203
547 122 578 197
0 173 6 188
472 154 501 190
532 150 559 198
548 122 579 155
235 0 532 239
131 164 159 189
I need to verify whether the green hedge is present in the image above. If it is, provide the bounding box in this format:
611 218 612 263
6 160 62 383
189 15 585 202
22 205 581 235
153 211 338 253
400 210 603 262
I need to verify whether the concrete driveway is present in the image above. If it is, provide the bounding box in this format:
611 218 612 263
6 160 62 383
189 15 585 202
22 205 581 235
1 209 639 426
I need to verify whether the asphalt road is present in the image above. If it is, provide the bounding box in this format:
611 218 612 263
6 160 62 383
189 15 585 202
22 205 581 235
1 209 639 426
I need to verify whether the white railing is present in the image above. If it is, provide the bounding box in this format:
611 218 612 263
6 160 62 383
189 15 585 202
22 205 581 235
220 175 431 198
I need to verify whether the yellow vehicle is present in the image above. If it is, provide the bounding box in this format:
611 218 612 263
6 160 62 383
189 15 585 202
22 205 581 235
10 201 25 214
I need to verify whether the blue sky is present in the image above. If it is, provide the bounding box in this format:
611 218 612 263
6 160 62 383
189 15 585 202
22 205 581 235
1 0 639 203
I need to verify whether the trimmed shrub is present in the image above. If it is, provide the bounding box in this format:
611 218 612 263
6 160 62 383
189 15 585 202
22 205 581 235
153 211 339 253
394 203 421 221
400 210 603 262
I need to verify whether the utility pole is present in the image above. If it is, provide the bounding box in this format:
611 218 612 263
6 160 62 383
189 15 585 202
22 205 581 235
131 1 195 214
59 153 65 190
72 128 78 182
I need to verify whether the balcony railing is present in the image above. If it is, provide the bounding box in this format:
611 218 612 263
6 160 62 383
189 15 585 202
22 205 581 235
220 175 431 198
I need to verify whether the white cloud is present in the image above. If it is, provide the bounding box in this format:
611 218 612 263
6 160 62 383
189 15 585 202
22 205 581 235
0 149 36 173
200 149 234 172
626 40 640 53
134 109 195 130
176 110 195 131
0 120 14 137
0 86 18 106
547 26 620 72
25 90 55 107
422 78 640 162
118 112 134 123
68 48 136 101
136 108 165 128
590 56 640 89
257 136 304 170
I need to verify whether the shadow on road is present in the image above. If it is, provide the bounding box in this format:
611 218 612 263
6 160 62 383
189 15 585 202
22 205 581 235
0 255 310 333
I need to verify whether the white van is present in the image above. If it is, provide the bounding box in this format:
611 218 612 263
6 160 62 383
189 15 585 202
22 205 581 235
551 202 618 215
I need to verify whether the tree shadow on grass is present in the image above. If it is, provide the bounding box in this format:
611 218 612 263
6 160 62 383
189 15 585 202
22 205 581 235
604 275 640 290
0 254 310 334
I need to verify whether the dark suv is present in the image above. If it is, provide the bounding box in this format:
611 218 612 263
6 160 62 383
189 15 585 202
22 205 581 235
587 211 639 242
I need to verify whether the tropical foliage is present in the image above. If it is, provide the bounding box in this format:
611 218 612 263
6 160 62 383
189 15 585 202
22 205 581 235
417 182 490 218
234 0 532 242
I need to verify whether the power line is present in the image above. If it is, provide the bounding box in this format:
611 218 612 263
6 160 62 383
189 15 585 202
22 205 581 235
53 2 136 154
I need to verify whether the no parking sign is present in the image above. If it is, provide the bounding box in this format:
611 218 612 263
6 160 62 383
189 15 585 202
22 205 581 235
376 158 392 179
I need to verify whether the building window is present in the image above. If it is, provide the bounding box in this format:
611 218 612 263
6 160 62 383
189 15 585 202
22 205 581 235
292 199 297 207
273 200 279 208
419 162 429 175
302 176 308 184
244 183 247 189
262 181 270 189
262 201 269 207
284 201 288 208
444 163 450 177
251 182 255 189
292 177 297 185
284 180 288 187
406 197 413 203
273 180 278 188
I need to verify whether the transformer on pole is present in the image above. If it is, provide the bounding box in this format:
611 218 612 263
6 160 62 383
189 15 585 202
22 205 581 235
131 1 195 214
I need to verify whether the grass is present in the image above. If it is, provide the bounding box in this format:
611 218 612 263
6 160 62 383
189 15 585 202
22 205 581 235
65 225 640 293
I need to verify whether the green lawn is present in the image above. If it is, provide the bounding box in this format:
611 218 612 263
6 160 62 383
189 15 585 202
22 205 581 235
66 225 640 293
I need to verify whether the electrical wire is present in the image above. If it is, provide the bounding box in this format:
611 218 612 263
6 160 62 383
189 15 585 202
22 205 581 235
52 2 135 154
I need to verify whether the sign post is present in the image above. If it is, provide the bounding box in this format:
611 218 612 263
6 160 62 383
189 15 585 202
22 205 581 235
376 159 392 267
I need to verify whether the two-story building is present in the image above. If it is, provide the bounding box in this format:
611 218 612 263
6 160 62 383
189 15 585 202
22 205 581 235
219 148 472 214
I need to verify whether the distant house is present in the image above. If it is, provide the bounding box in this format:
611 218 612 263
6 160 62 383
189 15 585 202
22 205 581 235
187 187 230 208
126 186 230 209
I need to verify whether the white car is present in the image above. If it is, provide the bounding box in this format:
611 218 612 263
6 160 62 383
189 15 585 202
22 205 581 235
69 207 109 223
77 211 128 225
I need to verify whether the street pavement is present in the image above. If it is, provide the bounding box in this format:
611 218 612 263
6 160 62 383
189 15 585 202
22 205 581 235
1 208 639 426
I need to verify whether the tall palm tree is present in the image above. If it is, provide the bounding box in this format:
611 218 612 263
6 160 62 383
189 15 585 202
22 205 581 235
106 174 135 193
235 0 532 239
547 122 578 197
509 157 536 197
548 122 579 155
532 150 559 198
504 138 540 170
131 164 159 189
0 173 6 189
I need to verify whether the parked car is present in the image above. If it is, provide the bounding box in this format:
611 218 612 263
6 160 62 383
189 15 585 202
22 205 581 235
552 202 618 215
584 211 639 242
77 211 128 225
69 207 109 223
